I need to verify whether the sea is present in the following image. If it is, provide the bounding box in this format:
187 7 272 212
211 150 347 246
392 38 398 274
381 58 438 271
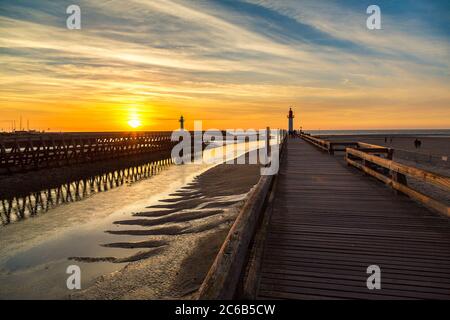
304 129 450 137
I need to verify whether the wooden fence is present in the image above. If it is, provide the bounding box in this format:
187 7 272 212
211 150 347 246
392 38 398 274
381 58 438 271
197 130 287 299
300 133 449 217
0 132 176 174
300 133 393 157
346 147 450 217
0 158 173 225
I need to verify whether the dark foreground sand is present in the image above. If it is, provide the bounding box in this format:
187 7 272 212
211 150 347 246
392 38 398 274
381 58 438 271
71 159 261 299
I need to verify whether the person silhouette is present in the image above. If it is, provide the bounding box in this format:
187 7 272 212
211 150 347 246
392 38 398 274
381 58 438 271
414 138 422 149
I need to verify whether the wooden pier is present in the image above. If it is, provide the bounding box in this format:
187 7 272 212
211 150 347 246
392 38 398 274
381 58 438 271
0 158 173 225
199 135 450 300
0 132 176 174
258 138 450 299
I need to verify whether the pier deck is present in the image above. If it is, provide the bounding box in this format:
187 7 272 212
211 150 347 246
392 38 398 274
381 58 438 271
257 138 450 299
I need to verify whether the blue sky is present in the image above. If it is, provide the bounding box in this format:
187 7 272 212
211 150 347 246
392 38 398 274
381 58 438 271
0 0 449 130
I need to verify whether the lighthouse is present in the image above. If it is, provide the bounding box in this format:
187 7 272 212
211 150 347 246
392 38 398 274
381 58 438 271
287 107 294 135
179 115 184 130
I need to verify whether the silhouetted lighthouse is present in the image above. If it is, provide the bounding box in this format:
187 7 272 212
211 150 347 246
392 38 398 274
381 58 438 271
287 107 294 134
179 115 184 130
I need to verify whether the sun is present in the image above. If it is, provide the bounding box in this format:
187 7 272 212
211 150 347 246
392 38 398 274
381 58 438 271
128 119 141 129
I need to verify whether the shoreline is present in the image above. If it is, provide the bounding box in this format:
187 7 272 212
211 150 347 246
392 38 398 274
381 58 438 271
72 159 260 299
0 150 262 299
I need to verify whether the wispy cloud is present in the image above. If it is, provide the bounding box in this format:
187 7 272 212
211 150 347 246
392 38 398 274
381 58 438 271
0 0 449 130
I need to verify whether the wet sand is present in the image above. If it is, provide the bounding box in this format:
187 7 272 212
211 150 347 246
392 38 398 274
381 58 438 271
0 141 268 299
70 160 261 299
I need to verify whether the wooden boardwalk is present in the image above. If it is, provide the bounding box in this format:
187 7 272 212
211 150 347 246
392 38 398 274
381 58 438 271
258 138 450 299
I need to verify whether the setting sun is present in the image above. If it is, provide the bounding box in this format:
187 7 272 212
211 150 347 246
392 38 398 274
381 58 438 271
127 119 141 129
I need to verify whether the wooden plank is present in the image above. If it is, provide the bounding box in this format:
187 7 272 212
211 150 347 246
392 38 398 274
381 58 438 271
257 138 450 300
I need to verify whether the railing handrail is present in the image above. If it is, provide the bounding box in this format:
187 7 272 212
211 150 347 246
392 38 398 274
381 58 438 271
300 133 389 155
346 147 449 217
346 147 449 192
300 133 449 216
197 130 288 299
300 133 330 152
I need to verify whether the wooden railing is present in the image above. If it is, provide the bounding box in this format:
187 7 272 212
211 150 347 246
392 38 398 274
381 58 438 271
355 142 393 159
300 133 332 152
346 147 450 217
0 132 177 174
197 130 287 299
301 133 449 217
300 133 393 157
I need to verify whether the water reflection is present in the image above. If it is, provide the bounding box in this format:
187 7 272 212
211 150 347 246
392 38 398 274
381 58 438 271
0 140 272 299
0 158 173 225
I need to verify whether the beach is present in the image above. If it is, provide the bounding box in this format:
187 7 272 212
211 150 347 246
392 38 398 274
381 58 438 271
0 148 262 299
2 0 449 304
72 160 260 299
320 134 450 169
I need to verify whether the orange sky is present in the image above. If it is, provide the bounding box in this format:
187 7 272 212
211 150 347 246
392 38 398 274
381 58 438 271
1 1 449 132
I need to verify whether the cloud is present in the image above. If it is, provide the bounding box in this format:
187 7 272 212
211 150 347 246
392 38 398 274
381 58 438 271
0 0 449 130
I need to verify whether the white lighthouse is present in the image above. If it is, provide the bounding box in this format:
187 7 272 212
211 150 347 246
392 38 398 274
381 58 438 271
287 107 294 135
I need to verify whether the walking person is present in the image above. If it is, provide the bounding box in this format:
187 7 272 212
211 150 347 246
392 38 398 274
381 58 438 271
414 138 422 149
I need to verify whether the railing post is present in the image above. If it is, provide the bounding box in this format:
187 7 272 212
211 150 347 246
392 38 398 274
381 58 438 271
387 148 394 160
346 149 352 166
266 127 271 158
391 170 408 195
